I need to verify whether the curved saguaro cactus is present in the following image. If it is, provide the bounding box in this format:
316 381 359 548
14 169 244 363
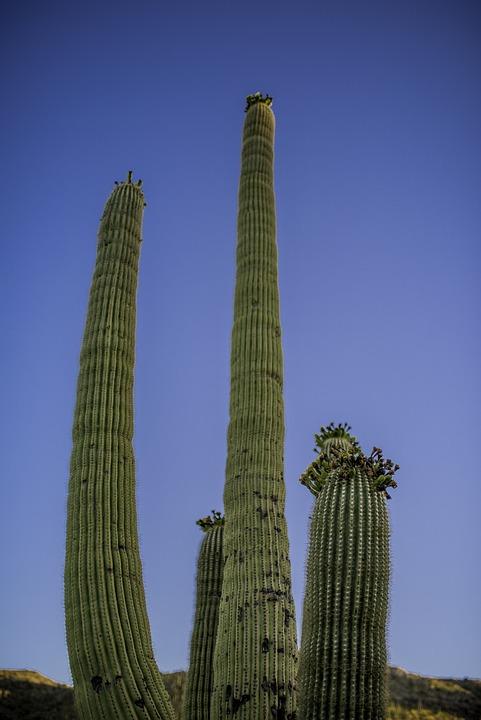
64 174 176 720
183 512 225 720
211 95 298 720
298 424 398 720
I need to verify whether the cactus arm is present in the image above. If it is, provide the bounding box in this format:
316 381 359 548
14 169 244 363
183 513 224 720
211 97 298 719
65 175 176 719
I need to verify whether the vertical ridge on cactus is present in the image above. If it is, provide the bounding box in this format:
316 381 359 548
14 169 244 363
64 174 176 720
210 96 298 720
298 425 397 720
183 512 224 720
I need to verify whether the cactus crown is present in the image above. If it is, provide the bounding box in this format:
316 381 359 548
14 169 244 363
245 91 273 112
301 423 400 499
196 510 225 532
314 421 358 454
113 169 143 189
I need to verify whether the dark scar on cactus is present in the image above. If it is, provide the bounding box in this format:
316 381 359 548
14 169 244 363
225 685 251 715
234 695 251 714
91 676 103 694
271 694 288 718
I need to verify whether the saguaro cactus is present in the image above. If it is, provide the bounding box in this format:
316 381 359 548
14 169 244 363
297 424 398 720
183 512 225 720
64 174 175 720
211 94 298 720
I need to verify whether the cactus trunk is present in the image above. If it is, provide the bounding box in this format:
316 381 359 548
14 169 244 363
298 428 393 720
183 515 224 720
211 97 298 720
64 176 176 720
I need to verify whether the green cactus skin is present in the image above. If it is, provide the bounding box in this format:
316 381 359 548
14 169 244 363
298 427 396 720
183 513 225 720
64 174 176 720
211 98 298 720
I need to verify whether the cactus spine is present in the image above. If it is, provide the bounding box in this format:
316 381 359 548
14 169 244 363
183 512 225 720
64 174 175 720
211 95 298 720
298 424 398 720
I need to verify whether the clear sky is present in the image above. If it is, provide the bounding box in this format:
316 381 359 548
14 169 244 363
1 0 480 686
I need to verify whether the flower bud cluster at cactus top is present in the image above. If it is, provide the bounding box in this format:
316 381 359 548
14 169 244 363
301 422 400 499
196 510 225 532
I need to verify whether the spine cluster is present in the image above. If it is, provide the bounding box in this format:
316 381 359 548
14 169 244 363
211 100 298 720
64 175 175 720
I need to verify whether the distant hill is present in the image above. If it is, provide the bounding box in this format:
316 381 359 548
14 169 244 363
387 667 481 719
1 666 480 719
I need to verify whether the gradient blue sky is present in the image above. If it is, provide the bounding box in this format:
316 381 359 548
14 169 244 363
1 0 480 685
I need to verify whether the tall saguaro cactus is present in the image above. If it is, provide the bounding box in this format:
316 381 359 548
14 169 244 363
297 424 398 720
64 174 176 720
183 512 225 720
211 94 298 720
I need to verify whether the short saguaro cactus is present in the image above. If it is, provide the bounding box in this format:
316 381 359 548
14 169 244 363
183 512 224 720
297 423 398 720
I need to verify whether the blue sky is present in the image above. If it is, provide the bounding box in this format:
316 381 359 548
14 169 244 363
1 0 480 685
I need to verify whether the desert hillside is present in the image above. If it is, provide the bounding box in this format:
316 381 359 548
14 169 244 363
1 666 480 719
